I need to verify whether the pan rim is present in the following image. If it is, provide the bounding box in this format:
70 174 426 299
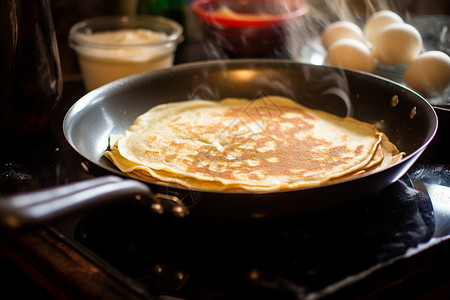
63 59 438 196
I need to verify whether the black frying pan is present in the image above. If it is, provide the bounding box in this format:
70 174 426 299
0 60 438 227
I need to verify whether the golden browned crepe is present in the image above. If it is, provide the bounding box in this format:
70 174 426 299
105 96 404 191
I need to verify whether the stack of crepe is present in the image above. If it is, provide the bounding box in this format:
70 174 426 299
105 96 404 192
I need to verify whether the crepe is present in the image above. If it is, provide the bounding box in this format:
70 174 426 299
105 96 404 191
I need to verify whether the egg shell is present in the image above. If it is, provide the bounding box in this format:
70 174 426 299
327 38 377 72
364 10 404 43
321 21 365 50
372 23 422 66
403 50 450 96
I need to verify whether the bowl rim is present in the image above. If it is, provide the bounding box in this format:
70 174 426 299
69 15 183 49
190 0 308 28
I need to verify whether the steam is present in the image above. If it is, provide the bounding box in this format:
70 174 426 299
301 0 398 24
283 0 412 116
195 0 416 117
286 0 402 62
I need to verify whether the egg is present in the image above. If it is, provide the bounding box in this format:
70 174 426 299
321 20 365 50
372 23 422 65
327 38 377 72
403 51 450 96
363 10 404 43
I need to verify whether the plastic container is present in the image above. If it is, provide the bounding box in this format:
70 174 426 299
69 15 183 91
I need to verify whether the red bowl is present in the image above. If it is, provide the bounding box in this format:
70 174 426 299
191 0 308 57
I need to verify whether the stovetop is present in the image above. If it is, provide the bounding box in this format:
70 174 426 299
69 177 436 300
1 80 450 300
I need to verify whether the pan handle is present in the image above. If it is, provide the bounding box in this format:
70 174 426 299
0 176 159 229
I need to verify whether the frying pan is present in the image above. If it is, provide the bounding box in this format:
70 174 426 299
0 60 438 227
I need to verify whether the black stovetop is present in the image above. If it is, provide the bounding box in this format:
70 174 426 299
1 79 450 300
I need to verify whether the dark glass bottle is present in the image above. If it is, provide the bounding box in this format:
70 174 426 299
0 0 63 142
137 0 185 27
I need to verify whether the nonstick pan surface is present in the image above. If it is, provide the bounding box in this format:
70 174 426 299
59 59 437 219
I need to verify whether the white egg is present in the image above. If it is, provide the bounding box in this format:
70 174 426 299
403 50 450 96
372 23 422 66
327 38 377 72
363 10 404 43
321 21 365 50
